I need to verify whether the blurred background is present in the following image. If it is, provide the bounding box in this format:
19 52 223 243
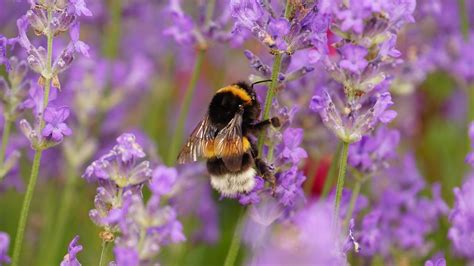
0 0 473 265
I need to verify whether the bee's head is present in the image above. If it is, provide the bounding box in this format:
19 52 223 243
234 81 257 104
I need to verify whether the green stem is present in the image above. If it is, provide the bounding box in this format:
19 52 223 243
11 8 54 265
223 210 245 266
166 49 206 165
11 150 43 266
321 142 342 198
343 178 362 230
103 0 122 58
99 240 109 266
284 0 293 19
333 142 349 226
45 170 79 265
458 0 470 39
257 53 283 155
0 119 12 174
205 0 216 26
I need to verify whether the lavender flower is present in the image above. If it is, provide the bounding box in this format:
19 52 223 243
425 254 446 266
274 166 306 207
83 133 184 264
308 0 415 143
42 106 72 142
83 133 151 187
250 202 348 265
112 166 185 264
466 122 474 167
230 0 330 54
83 133 151 230
17 1 90 89
60 235 82 266
358 154 448 259
310 87 397 143
0 35 15 71
448 176 474 259
348 127 400 174
276 128 308 165
0 232 11 265
163 0 241 48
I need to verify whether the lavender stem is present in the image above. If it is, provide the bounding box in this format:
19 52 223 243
257 52 283 155
11 150 42 266
99 240 108 266
11 7 54 265
343 177 362 230
333 141 349 227
322 142 342 198
0 119 12 178
223 210 245 266
166 48 206 165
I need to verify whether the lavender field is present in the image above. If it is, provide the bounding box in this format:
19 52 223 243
0 0 473 265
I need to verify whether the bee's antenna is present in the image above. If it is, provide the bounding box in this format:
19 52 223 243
251 79 272 89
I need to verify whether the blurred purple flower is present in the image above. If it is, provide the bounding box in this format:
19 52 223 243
243 195 284 249
163 0 196 46
277 128 308 165
60 235 82 266
113 247 139 266
68 0 93 17
348 127 400 173
359 154 448 259
42 106 72 142
448 176 474 259
0 232 11 265
251 202 348 265
466 122 474 167
149 166 178 195
0 35 15 71
425 257 446 266
339 44 368 74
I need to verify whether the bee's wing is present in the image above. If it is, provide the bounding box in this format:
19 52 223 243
215 112 244 172
177 115 217 164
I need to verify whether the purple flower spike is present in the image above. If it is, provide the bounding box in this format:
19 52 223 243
339 44 369 74
60 235 82 266
114 247 139 266
116 133 146 162
0 232 11 265
449 177 474 259
0 35 14 71
42 106 72 142
466 122 474 166
150 166 178 195
278 128 308 165
68 0 93 17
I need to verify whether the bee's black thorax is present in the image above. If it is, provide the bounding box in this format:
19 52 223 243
208 82 261 132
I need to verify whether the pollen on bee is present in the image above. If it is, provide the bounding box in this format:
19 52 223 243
203 140 215 158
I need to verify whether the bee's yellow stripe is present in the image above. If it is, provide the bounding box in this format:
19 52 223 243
203 140 216 158
203 137 252 159
242 137 251 152
217 85 252 103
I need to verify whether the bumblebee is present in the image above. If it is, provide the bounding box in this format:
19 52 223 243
177 81 280 196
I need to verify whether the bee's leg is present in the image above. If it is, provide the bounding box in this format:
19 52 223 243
248 117 281 134
249 139 276 192
255 158 276 192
